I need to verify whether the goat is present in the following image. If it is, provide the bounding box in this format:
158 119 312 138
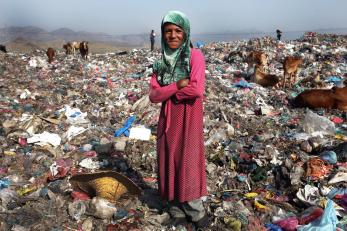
252 65 280 88
63 41 80 55
283 56 303 88
332 86 347 101
63 43 73 54
224 50 246 64
70 41 80 54
46 47 55 63
246 51 268 66
292 86 347 111
0 44 7 53
79 41 89 59
245 51 268 78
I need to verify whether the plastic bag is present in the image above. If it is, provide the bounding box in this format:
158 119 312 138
114 115 136 137
303 110 335 135
298 206 324 225
274 217 298 231
297 199 337 231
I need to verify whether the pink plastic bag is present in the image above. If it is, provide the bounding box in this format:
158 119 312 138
274 217 298 231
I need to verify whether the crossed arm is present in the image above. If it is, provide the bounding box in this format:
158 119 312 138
149 49 205 103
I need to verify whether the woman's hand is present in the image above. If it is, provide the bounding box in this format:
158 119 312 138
176 78 189 90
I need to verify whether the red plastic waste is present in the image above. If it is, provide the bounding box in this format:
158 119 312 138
71 191 90 201
298 207 324 225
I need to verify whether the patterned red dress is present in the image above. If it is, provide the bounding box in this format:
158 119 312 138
149 48 207 202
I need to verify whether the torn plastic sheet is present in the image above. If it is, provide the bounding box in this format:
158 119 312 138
27 131 61 146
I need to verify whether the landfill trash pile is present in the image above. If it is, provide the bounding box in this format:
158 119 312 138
0 33 347 231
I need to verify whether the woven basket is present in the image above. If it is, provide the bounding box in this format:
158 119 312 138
70 171 142 202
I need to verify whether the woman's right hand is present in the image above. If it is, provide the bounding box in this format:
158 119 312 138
176 78 189 90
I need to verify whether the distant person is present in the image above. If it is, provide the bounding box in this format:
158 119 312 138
276 29 282 41
150 29 156 51
149 11 209 229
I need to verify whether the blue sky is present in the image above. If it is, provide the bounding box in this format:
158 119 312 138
0 0 346 35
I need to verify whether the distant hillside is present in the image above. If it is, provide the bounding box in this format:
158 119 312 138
0 26 347 47
0 26 148 46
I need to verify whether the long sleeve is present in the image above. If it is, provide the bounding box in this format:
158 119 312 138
175 49 205 101
149 73 178 103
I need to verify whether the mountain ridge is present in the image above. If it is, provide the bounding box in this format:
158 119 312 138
1 26 346 46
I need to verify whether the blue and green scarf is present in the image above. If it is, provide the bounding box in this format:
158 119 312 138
153 11 191 86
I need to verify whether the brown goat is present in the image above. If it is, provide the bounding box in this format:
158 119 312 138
283 56 303 88
69 41 80 54
79 41 89 59
252 65 280 87
332 86 347 101
293 86 347 111
46 47 55 63
246 51 268 67
63 43 73 54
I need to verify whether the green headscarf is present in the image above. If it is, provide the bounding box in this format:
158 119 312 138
153 11 191 86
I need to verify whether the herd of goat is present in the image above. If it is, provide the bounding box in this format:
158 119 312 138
0 41 89 64
241 50 347 111
46 41 89 63
0 41 346 111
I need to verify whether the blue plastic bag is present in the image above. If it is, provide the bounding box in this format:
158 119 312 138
114 115 136 137
0 179 10 189
319 151 337 164
265 223 283 231
233 80 254 89
196 41 205 49
325 76 342 84
297 199 337 231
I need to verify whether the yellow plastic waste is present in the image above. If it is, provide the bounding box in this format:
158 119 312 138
224 216 242 231
230 159 236 170
4 151 16 156
244 192 258 198
265 191 275 200
17 186 37 196
254 200 269 210
150 135 157 141
335 134 347 141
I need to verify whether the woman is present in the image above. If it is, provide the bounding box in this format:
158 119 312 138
149 11 209 228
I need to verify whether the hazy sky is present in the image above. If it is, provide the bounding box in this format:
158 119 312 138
0 0 346 35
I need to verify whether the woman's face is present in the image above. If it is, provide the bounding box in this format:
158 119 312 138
163 23 184 49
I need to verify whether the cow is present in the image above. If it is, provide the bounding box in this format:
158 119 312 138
292 86 347 111
0 44 7 53
79 41 89 59
282 56 303 89
46 47 55 63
